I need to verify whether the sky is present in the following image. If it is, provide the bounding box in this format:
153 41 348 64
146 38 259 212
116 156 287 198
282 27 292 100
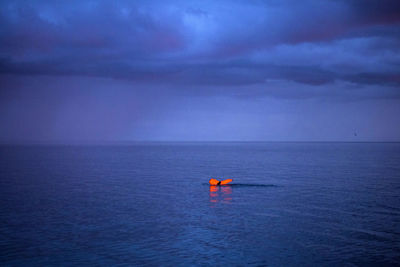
0 0 400 142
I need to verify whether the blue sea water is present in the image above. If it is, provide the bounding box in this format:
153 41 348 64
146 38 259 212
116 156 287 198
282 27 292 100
0 142 399 266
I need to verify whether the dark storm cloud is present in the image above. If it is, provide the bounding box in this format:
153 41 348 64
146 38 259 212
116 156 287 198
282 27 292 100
345 72 400 86
0 0 399 92
1 0 400 142
346 0 400 24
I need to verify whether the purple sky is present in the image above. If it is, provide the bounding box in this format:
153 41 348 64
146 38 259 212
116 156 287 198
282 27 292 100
1 0 400 142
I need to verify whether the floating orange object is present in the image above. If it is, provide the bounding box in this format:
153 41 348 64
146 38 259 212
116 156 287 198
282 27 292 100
209 178 233 185
209 178 219 185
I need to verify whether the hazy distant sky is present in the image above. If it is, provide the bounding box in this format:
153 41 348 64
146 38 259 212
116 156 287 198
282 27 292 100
1 0 400 142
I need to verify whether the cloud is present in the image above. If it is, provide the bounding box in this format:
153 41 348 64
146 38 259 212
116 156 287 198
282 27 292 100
0 0 399 95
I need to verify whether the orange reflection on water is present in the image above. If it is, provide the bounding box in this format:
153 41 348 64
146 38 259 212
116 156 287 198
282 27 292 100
209 185 219 199
209 185 232 204
221 186 232 194
209 186 219 192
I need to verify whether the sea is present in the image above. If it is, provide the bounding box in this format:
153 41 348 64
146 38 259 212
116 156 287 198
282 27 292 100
0 142 399 266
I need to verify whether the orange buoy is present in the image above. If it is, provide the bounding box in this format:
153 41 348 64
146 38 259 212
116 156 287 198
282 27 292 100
220 179 233 185
209 178 233 185
209 178 219 185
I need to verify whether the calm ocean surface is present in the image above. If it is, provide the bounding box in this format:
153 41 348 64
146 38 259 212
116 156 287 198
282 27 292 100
0 142 399 266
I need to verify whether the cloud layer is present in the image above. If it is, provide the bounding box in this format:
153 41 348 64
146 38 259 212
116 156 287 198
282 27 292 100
1 0 400 142
1 0 399 91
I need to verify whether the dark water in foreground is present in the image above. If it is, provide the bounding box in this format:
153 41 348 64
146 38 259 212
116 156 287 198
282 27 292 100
1 142 399 266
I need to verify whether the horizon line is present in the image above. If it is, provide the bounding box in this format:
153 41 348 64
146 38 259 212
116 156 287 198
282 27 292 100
1 140 400 145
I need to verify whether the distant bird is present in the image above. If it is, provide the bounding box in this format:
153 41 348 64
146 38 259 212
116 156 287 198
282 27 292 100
354 132 357 137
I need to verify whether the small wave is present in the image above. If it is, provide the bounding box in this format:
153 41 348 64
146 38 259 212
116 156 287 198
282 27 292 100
229 183 278 187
